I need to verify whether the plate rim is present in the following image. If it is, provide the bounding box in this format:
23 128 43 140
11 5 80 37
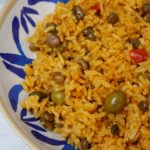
0 0 42 150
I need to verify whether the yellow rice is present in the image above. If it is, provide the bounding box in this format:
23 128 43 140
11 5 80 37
21 0 150 149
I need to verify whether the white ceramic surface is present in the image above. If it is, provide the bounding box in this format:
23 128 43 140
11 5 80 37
0 1 30 149
0 0 74 150
0 1 30 150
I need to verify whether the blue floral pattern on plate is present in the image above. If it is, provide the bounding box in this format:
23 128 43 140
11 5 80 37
0 0 75 149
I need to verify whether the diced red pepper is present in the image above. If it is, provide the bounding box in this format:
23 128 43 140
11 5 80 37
91 3 101 14
129 49 148 63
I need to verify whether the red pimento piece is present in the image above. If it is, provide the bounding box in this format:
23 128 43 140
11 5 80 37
129 49 148 63
91 3 101 14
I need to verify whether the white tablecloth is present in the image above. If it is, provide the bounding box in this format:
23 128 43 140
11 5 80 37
0 0 31 149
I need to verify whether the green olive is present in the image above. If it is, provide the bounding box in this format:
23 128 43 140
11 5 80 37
51 91 65 105
104 90 127 113
83 27 96 40
143 2 150 14
72 5 84 20
80 138 90 150
108 12 119 24
46 33 60 48
29 91 47 101
130 38 141 49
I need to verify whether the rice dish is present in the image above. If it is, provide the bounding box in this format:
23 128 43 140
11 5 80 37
21 0 150 149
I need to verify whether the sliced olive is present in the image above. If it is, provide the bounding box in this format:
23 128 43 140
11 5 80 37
40 112 55 122
52 46 65 54
72 5 84 20
51 91 65 105
144 13 150 23
83 27 96 40
143 2 150 14
53 72 65 84
45 22 58 34
108 12 119 24
29 43 39 52
80 138 90 150
78 59 90 70
104 90 127 113
111 123 120 135
138 101 149 112
29 91 47 101
130 38 141 49
46 33 60 48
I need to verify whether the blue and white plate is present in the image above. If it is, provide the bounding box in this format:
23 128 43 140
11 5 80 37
0 0 75 149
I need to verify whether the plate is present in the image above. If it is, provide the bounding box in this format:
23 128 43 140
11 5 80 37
0 0 74 150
